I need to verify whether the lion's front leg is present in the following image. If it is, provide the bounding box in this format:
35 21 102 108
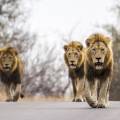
71 79 77 102
12 83 21 102
75 78 85 102
105 80 111 107
90 80 98 101
105 91 110 107
5 85 13 102
6 83 21 102
85 80 98 108
97 78 110 108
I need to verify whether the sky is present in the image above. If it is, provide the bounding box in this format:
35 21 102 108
22 0 117 94
24 0 116 45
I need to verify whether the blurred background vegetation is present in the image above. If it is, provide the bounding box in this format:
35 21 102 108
0 0 120 100
103 1 120 100
0 0 70 99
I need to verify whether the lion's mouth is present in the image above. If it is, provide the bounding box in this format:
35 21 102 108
95 62 103 69
69 64 76 69
3 66 11 71
95 62 103 66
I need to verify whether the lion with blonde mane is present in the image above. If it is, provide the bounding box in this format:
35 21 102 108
85 33 113 108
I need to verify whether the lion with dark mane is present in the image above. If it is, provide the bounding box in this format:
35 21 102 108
64 41 85 102
0 47 24 102
85 33 113 108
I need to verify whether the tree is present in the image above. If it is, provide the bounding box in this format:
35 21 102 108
0 0 37 96
0 0 36 52
103 1 120 100
0 0 71 99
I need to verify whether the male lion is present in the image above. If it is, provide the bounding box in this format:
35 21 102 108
85 33 113 108
64 41 85 102
0 47 24 102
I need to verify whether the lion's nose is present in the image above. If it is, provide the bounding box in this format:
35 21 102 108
5 64 9 66
96 57 101 61
70 60 74 64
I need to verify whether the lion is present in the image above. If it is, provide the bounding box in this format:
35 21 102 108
0 46 24 102
64 41 85 102
85 33 113 108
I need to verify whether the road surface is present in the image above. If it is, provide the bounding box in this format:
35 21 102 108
0 101 120 120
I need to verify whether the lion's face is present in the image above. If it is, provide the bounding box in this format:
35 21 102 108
65 48 81 69
1 53 15 72
0 47 18 73
88 41 108 70
64 41 83 69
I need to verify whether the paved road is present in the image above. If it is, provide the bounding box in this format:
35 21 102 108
0 101 120 120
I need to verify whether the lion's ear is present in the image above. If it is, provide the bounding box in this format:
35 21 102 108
77 44 83 51
86 39 91 47
64 45 68 51
80 44 83 50
0 50 3 58
105 37 112 46
8 47 18 55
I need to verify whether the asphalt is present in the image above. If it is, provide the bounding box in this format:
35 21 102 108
0 101 120 120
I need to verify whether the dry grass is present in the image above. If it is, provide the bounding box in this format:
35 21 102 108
0 87 72 102
19 95 72 102
0 91 72 102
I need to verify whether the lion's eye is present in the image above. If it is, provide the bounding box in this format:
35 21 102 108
74 53 78 57
101 48 104 52
68 53 71 57
92 48 96 52
8 56 13 60
2 56 6 60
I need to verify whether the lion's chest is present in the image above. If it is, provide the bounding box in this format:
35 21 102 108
0 69 21 85
69 64 84 79
87 65 111 81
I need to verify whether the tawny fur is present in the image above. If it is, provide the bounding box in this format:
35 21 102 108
0 47 24 102
85 33 113 108
64 41 85 102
